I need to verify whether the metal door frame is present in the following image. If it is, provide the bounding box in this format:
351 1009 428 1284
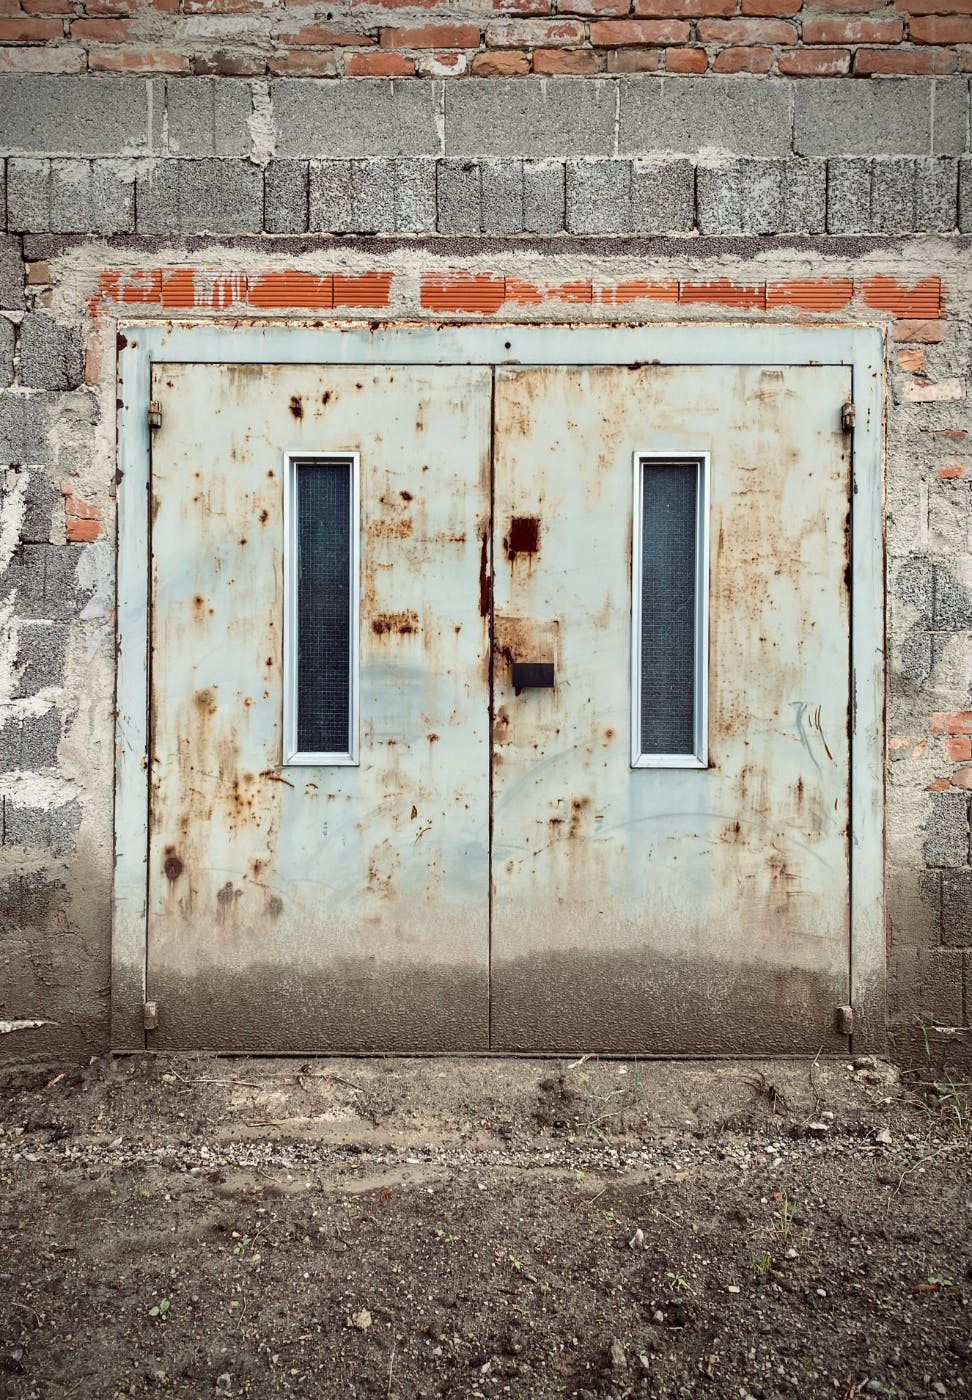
114 323 885 1052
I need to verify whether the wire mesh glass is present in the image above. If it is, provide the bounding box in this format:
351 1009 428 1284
295 459 352 754
640 459 699 756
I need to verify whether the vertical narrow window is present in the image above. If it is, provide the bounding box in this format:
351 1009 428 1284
284 453 359 765
631 452 709 769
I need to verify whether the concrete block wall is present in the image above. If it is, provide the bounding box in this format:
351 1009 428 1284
0 68 970 1065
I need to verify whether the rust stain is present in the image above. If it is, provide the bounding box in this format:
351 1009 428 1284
289 395 303 420
372 610 419 638
267 894 284 918
163 849 183 882
479 530 490 619
370 517 413 540
400 490 413 502
568 797 590 839
505 515 540 561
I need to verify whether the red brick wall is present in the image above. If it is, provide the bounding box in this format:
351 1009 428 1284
1 0 969 79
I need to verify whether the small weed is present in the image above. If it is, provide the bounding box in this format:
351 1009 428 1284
571 1169 586 1185
665 1270 689 1292
232 1234 252 1256
148 1299 170 1320
777 1191 796 1247
435 1229 459 1244
750 1252 772 1277
0 1174 12 1187
506 1252 523 1273
601 1209 623 1227
927 1273 953 1288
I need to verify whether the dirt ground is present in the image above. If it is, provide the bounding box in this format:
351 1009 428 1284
0 1053 969 1400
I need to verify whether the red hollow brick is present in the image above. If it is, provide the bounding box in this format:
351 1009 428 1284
420 274 506 315
911 14 972 39
861 274 943 318
333 272 393 308
680 280 767 308
779 46 851 71
697 16 799 39
767 278 854 310
590 17 692 42
247 272 334 310
506 277 593 304
595 279 679 304
381 23 481 47
713 45 774 69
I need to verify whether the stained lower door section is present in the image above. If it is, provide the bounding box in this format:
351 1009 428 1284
146 363 493 1050
490 365 852 1053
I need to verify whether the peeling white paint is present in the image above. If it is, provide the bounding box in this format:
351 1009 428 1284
0 1019 53 1034
0 770 80 806
0 467 27 573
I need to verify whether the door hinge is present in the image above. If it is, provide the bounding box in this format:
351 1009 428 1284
841 401 856 432
835 1004 854 1037
143 1000 158 1032
148 401 162 431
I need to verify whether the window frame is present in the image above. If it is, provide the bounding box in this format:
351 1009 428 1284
630 450 710 771
282 450 360 767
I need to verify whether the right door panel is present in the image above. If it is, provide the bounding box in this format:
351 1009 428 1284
490 365 852 1053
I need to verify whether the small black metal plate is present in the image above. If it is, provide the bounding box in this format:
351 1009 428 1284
512 661 555 690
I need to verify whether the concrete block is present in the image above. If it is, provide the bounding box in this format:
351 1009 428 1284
447 79 616 158
933 561 972 631
915 159 958 232
308 161 354 233
896 626 932 686
0 709 60 771
1 795 80 856
352 160 396 233
0 542 84 620
928 479 972 555
0 76 157 156
19 315 84 393
523 161 565 235
630 159 694 234
794 78 932 157
919 948 965 1024
698 160 783 235
781 160 826 233
437 160 481 235
0 391 55 463
164 78 252 158
888 867 940 953
942 871 972 948
893 554 934 621
826 158 871 235
264 160 307 234
0 873 61 931
12 621 68 697
0 237 23 311
931 77 969 157
870 159 916 234
620 77 791 158
958 158 972 234
922 790 970 868
274 79 440 159
0 318 12 389
481 161 523 236
19 468 59 542
136 160 263 235
393 160 436 234
565 160 631 235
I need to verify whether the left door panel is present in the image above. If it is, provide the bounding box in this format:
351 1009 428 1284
147 363 492 1050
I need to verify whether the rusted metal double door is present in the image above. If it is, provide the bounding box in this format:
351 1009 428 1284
147 361 851 1052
